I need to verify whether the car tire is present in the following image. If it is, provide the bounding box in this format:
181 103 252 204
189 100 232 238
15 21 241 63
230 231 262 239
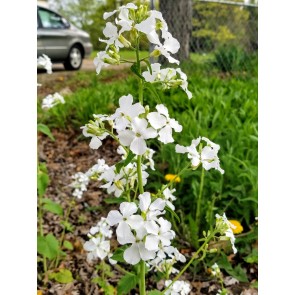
64 45 83 70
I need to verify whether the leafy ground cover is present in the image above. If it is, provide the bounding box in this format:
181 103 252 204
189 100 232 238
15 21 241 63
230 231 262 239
37 59 258 294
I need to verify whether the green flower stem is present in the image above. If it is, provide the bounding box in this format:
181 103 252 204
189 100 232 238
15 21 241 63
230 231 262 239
137 156 144 194
136 37 144 105
161 232 215 294
54 201 74 268
139 260 146 295
195 167 205 239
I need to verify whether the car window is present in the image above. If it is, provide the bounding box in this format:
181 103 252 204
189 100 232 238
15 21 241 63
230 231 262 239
38 8 65 29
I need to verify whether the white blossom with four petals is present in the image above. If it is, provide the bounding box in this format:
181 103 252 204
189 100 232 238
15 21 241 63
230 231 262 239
147 104 182 144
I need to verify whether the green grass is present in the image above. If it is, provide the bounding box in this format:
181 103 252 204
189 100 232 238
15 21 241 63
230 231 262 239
38 58 257 246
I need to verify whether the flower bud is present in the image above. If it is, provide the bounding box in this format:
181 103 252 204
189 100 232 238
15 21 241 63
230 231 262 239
150 49 161 58
118 35 131 48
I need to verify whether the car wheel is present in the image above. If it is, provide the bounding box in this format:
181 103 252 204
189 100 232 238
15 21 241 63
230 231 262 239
64 45 83 70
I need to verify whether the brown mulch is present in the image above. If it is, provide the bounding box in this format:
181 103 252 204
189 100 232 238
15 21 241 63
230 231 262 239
37 129 258 295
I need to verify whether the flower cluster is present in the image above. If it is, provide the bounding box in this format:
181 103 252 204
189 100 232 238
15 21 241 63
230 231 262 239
37 54 52 74
83 217 116 264
81 94 182 155
93 3 191 99
142 63 192 99
176 137 224 174
215 213 237 254
164 280 191 295
41 93 65 110
106 192 185 267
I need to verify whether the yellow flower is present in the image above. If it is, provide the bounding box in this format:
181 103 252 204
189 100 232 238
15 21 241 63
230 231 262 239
165 174 181 183
37 291 43 295
229 220 243 234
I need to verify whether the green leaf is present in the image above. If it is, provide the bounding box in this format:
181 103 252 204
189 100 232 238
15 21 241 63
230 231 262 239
243 248 258 264
142 59 152 74
42 198 63 216
165 206 180 223
148 291 162 295
49 269 74 283
63 240 74 250
145 83 162 104
117 273 138 295
92 277 116 295
130 63 144 79
115 151 136 173
217 253 248 282
60 220 75 232
111 246 128 263
37 123 55 141
104 197 126 204
37 234 60 260
37 163 49 197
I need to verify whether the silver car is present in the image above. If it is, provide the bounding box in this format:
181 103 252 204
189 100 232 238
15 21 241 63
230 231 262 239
37 5 93 70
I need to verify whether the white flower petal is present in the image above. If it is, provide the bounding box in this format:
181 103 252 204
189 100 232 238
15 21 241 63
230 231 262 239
130 137 147 155
117 222 136 245
150 198 166 211
118 130 134 146
145 235 160 251
138 242 156 261
83 240 96 252
124 244 141 265
139 192 151 212
89 137 102 149
175 144 187 154
145 220 159 235
127 215 144 230
107 210 123 226
158 126 174 144
120 202 138 217
147 112 166 129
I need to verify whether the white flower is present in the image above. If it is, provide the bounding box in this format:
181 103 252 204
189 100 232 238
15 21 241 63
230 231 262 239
201 137 224 174
100 22 128 50
175 138 201 167
107 202 143 245
123 227 156 265
81 118 109 150
143 148 156 170
83 236 110 262
142 64 192 99
99 166 126 197
215 213 237 254
70 172 89 199
111 94 145 131
93 51 112 74
103 3 137 20
176 68 192 99
164 280 191 295
145 217 175 251
41 93 65 110
89 217 113 239
176 137 224 174
211 263 221 277
163 188 177 210
147 104 182 144
86 159 109 178
37 54 52 74
139 192 166 221
153 31 180 65
117 117 157 155
135 10 167 46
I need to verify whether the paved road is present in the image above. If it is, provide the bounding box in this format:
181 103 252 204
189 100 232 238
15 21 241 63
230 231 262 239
37 58 129 74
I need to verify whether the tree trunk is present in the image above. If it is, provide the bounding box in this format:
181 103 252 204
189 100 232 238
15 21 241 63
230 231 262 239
159 0 192 62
